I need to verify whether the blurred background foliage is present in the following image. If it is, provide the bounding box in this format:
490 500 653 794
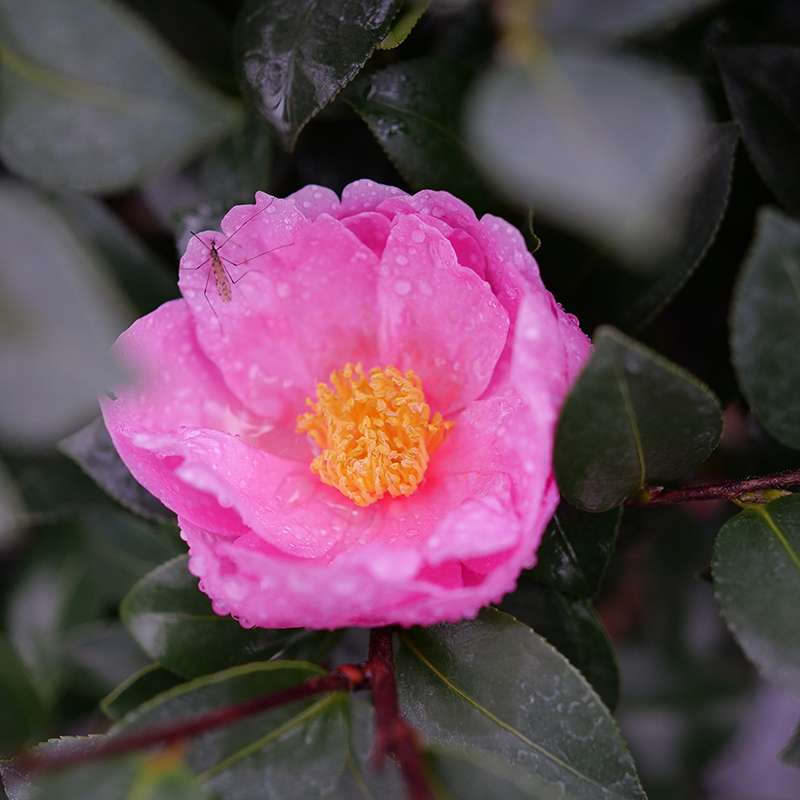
1 0 800 798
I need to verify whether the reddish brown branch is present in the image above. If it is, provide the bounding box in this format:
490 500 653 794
367 628 435 800
16 666 368 774
633 468 800 507
14 633 435 800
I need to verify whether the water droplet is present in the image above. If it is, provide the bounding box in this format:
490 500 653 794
276 281 291 298
394 279 412 296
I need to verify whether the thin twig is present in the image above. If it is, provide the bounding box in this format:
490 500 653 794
633 468 800 507
15 666 368 774
367 628 435 800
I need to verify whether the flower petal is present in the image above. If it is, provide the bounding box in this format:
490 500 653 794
180 198 381 422
338 179 406 216
377 215 509 413
287 185 340 219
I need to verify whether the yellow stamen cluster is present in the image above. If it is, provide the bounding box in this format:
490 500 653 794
297 363 453 507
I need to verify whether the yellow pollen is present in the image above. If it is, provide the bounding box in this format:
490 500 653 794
296 363 453 507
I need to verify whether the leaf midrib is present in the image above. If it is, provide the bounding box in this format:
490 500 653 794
401 633 623 797
750 505 800 573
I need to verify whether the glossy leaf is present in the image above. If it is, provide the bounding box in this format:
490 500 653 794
467 51 706 262
713 494 800 695
718 46 800 214
0 180 128 448
530 504 621 599
60 418 172 523
500 579 619 710
555 327 722 512
731 208 800 450
396 609 645 799
347 58 494 212
101 665 182 721
0 0 239 193
235 0 402 149
121 556 308 678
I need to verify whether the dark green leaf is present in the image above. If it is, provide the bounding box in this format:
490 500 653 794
731 208 800 450
121 556 308 678
713 494 800 694
718 46 800 214
467 52 707 262
101 665 182 721
500 581 619 710
0 0 239 193
397 609 645 799
424 744 563 799
80 507 183 604
0 180 128 448
235 0 402 149
60 418 172 524
114 661 357 795
530 504 621 599
579 123 738 332
555 327 722 512
8 748 210 800
0 635 45 756
347 57 495 213
781 720 800 768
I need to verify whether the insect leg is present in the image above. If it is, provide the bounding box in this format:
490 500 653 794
180 232 213 272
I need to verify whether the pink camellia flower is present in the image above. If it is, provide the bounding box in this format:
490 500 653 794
101 180 589 628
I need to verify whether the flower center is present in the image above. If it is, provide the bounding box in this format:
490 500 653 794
296 363 453 507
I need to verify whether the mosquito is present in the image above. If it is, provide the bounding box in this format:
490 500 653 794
180 197 293 324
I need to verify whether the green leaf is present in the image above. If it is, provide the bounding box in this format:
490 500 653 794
424 744 567 798
782 720 800 768
114 661 357 794
235 0 402 149
717 46 800 215
0 635 45 756
466 51 707 262
731 208 800 450
555 327 722 512
577 122 738 332
17 750 210 800
121 556 310 679
500 581 619 710
530 504 621 599
347 57 496 213
0 180 129 448
101 665 182 721
713 494 800 695
60 418 173 524
396 609 645 799
378 0 429 49
0 0 239 192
